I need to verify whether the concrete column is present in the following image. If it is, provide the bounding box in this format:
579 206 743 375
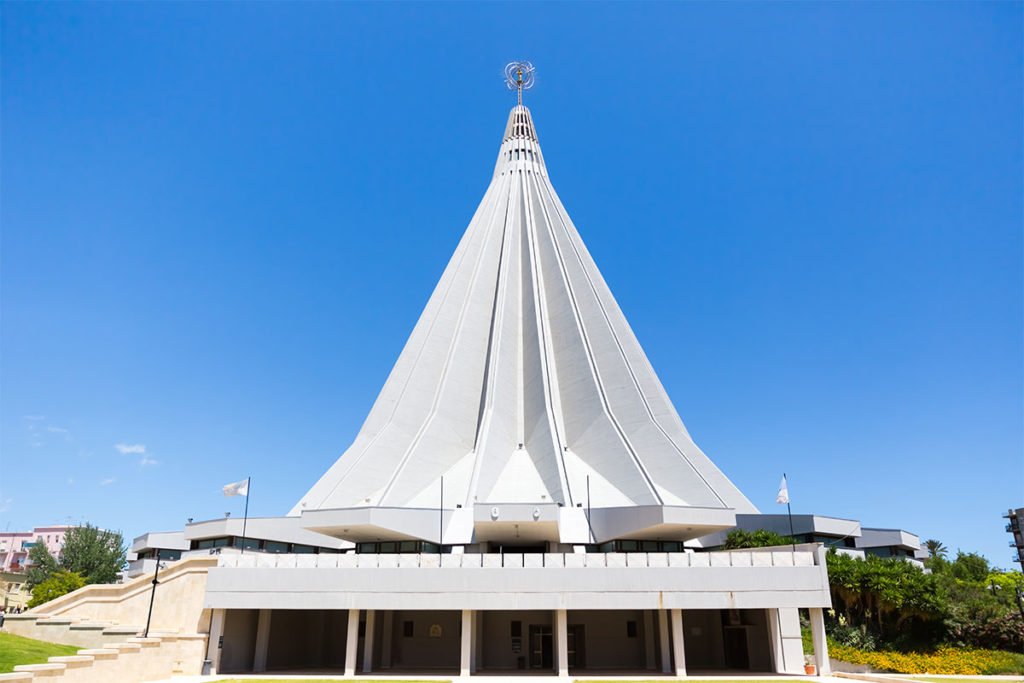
253 609 272 672
768 608 804 674
460 609 475 676
670 609 686 676
344 609 360 676
474 608 484 672
205 609 225 675
658 609 672 673
380 611 393 669
555 608 568 676
643 610 656 670
809 607 831 675
361 609 376 673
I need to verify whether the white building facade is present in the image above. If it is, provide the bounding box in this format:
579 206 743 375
192 100 832 677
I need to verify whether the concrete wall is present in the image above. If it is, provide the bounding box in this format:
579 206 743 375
480 610 552 670
682 609 773 672
567 609 648 670
265 609 348 670
206 550 832 612
26 556 215 635
219 608 258 673
387 610 460 670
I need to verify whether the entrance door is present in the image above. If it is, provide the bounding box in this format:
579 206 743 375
567 624 585 669
528 624 553 669
723 626 750 669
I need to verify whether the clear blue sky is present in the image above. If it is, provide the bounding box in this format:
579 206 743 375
2 2 1021 567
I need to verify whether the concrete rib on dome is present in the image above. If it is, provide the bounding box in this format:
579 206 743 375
293 105 757 544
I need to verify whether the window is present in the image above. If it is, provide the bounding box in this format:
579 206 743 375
627 621 638 638
234 538 260 551
292 544 315 554
403 621 414 637
264 541 288 554
510 621 522 638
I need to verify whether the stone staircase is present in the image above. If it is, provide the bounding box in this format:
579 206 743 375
0 557 216 682
0 633 207 681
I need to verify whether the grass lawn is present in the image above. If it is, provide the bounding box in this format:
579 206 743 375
217 680 449 683
912 679 1024 683
0 631 81 673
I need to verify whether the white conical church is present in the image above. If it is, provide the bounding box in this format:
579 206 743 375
127 67 834 679
293 102 757 548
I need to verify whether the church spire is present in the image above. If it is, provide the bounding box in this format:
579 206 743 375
504 60 535 106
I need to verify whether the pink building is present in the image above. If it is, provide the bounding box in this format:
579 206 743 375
0 525 71 573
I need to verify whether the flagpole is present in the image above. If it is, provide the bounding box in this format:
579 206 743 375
784 473 795 552
240 477 251 555
586 475 594 545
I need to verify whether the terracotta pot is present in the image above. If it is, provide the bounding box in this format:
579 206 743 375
804 663 817 675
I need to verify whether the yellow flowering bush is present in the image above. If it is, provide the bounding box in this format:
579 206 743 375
829 642 1024 675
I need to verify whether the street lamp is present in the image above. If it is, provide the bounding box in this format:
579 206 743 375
142 550 166 638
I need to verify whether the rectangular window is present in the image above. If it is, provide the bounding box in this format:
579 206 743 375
380 542 397 554
399 541 417 552
292 544 315 554
234 538 260 551
264 541 288 554
626 621 638 638
510 620 522 638
403 621 414 637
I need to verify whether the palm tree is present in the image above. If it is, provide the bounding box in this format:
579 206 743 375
924 538 948 559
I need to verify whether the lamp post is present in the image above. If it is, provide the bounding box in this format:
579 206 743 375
142 549 163 638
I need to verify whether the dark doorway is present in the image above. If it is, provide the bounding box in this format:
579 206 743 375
567 624 585 668
529 624 553 669
723 626 750 669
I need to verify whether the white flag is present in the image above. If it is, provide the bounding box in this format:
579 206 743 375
223 478 249 497
776 475 789 505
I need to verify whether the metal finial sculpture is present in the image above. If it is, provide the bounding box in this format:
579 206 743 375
504 61 535 106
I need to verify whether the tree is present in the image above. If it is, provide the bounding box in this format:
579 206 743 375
824 550 945 645
950 551 990 584
25 540 59 589
722 528 796 550
24 524 127 589
27 570 85 608
59 525 127 585
924 539 948 559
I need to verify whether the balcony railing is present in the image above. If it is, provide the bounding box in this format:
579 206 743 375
218 549 820 570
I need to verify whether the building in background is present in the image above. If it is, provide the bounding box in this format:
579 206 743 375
0 525 71 573
855 528 924 567
1006 508 1024 572
1 571 31 611
699 515 925 568
126 518 347 579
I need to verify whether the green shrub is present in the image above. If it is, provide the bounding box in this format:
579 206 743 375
27 570 86 608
